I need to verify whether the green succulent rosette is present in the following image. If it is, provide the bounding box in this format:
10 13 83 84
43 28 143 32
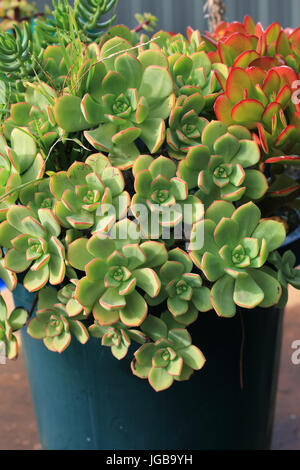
190 201 286 317
132 155 203 237
0 205 65 292
19 179 55 214
0 296 27 359
167 93 209 159
50 154 129 231
167 51 227 103
268 250 300 307
132 314 206 392
177 121 268 206
68 222 167 327
89 320 147 360
3 82 59 151
53 41 175 169
269 250 300 289
147 247 211 326
27 286 89 353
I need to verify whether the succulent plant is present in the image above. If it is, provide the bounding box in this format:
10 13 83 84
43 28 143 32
208 16 300 73
0 205 65 292
74 0 118 40
214 65 300 154
0 4 300 393
131 155 203 237
0 296 27 359
3 82 59 152
19 179 55 214
36 0 118 46
27 286 89 353
132 314 206 391
50 154 129 231
177 121 268 205
0 128 44 203
269 250 300 290
167 93 209 159
148 248 211 325
68 227 166 327
168 50 227 104
53 46 175 168
0 23 34 84
89 320 147 359
190 201 286 317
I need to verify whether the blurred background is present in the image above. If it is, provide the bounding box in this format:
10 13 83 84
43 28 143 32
31 0 300 31
0 0 300 450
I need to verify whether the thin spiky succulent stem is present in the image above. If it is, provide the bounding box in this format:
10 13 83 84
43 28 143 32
203 0 226 32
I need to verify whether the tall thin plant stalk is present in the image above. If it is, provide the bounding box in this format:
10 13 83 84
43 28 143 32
203 0 226 32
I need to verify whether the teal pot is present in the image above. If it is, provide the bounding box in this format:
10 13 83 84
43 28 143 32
15 282 284 450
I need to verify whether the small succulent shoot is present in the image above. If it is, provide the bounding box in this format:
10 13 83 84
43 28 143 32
19 179 55 215
190 201 286 317
149 248 212 326
27 286 89 353
89 320 147 360
269 250 300 289
132 314 206 391
0 295 28 359
268 250 300 307
134 13 158 33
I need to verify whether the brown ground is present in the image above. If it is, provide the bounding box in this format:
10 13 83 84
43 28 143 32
0 288 299 450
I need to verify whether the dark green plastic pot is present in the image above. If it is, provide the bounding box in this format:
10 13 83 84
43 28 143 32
14 282 284 450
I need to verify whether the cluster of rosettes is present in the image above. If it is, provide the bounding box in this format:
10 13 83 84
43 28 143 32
1 18 300 392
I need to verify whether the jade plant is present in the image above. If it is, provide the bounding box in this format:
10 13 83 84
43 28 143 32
1 1 300 393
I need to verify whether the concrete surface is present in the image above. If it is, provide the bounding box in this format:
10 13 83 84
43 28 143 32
0 287 299 450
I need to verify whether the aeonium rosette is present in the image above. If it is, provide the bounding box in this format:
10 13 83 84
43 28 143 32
27 286 89 353
190 201 286 317
50 154 129 232
0 205 65 292
177 120 268 206
131 155 203 237
67 220 167 327
147 247 212 326
132 313 206 392
53 39 175 169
